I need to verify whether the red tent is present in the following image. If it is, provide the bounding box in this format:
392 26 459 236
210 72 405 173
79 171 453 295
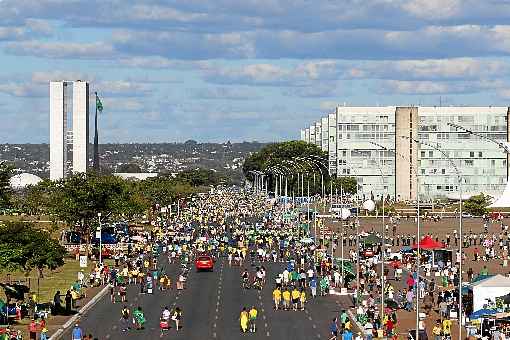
412 235 445 249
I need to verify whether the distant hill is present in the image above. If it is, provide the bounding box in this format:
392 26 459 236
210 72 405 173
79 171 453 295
0 142 267 183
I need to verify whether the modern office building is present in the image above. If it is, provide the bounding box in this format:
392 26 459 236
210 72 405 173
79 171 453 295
300 106 510 201
49 81 90 181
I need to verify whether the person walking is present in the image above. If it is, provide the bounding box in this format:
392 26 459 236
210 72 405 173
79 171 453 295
240 307 249 333
120 306 130 332
273 287 281 310
65 290 72 315
329 317 339 340
249 306 258 332
172 307 182 330
71 323 83 340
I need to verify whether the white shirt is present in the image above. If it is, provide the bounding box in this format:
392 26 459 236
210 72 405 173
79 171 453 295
162 309 171 320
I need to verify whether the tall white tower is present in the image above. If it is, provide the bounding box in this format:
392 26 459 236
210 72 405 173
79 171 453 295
49 81 90 181
49 81 67 181
72 81 89 174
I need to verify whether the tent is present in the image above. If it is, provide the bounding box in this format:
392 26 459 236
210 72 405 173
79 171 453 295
412 235 445 250
470 308 497 320
362 233 382 245
471 274 510 311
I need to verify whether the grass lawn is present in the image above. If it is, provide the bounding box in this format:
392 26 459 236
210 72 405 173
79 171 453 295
1 258 114 303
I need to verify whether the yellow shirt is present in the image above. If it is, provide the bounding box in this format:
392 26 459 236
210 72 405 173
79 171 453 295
300 291 306 302
282 291 291 301
291 290 300 299
273 289 281 299
442 319 452 334
249 309 257 319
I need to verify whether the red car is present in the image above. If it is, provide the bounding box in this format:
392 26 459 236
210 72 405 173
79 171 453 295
195 255 214 271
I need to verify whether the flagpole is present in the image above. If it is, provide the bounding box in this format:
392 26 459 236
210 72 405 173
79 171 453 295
93 92 100 172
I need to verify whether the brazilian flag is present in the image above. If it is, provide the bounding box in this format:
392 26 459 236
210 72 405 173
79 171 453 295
96 94 103 113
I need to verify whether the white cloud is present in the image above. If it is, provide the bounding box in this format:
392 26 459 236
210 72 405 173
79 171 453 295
5 41 115 59
190 87 258 100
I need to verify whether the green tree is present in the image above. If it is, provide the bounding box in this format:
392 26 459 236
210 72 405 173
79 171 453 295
117 163 142 173
331 177 357 195
243 141 327 193
0 222 66 276
0 162 13 208
463 193 491 216
14 179 53 216
174 168 221 187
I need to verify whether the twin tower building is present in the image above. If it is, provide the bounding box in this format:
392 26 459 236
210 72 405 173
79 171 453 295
49 81 90 181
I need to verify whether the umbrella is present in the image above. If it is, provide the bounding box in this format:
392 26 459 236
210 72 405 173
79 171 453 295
470 308 497 319
300 238 314 244
384 299 399 309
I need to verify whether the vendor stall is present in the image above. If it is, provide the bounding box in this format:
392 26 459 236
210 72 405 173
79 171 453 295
471 275 510 312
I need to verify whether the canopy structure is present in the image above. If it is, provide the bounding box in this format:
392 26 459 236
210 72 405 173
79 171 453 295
412 235 445 250
489 180 510 208
470 308 497 320
471 274 510 311
362 233 382 245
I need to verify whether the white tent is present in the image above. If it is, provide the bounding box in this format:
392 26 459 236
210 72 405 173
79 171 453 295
9 173 42 190
472 274 510 311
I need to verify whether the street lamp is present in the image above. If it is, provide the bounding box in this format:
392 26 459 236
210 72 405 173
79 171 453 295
97 212 102 265
403 135 464 337
372 140 422 339
366 142 388 325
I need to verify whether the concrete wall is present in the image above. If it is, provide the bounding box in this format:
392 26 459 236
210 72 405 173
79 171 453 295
49 81 66 181
395 106 418 201
72 81 89 174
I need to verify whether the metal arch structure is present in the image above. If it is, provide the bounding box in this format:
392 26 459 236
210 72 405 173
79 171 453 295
448 122 510 207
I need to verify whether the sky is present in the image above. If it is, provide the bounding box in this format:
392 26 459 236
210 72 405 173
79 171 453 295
1 0 510 143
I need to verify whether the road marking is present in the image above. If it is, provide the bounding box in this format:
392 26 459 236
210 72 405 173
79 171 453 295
313 324 317 329
317 334 321 338
308 316 312 321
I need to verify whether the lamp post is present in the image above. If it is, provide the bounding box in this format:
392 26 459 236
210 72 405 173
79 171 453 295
372 140 421 337
447 122 509 335
366 144 387 324
403 136 463 337
97 212 102 265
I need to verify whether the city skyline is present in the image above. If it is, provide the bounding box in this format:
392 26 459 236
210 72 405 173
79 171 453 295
2 1 510 143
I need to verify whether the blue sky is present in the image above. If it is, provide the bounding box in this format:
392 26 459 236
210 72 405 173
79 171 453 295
1 0 510 143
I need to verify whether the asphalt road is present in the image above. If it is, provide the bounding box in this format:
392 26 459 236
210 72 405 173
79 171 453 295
62 254 354 340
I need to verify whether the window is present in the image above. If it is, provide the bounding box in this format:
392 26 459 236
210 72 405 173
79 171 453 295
470 152 474 157
421 151 425 158
478 152 483 158
429 151 433 157
437 185 442 190
441 169 446 174
421 169 425 175
465 160 474 166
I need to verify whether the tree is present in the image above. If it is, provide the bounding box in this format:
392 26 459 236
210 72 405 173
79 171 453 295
0 222 66 276
331 177 357 195
242 141 327 193
0 162 13 208
463 193 491 216
174 168 222 187
117 163 142 173
14 179 53 216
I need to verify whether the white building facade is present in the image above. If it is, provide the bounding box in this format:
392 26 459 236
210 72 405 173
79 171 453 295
301 106 510 201
49 81 90 181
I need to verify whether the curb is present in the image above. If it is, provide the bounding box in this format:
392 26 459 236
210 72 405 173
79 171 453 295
49 285 110 340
